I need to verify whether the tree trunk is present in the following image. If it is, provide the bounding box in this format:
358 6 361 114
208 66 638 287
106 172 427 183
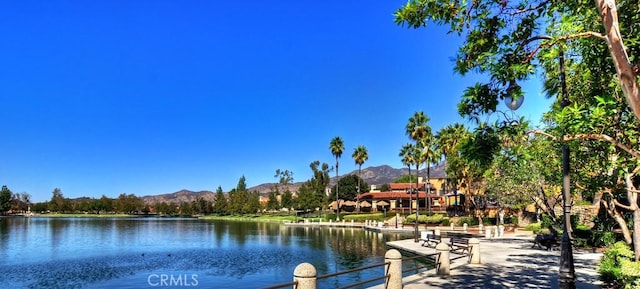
634 207 640 261
594 0 640 122
602 200 633 244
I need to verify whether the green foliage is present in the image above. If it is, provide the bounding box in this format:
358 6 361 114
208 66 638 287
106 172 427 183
343 213 385 222
281 190 293 209
266 190 280 211
212 186 228 214
114 193 144 214
395 0 640 260
331 174 369 201
0 185 13 213
598 231 617 247
456 216 479 226
541 214 555 229
324 213 345 221
524 222 542 234
394 174 414 183
405 213 447 224
296 161 331 211
352 145 369 171
441 219 451 226
599 242 640 288
226 176 261 214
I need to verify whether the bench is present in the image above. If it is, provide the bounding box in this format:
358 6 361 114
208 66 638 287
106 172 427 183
532 234 559 251
420 234 441 248
449 237 471 254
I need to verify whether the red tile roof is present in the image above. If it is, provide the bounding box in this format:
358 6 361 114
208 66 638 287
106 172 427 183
359 191 442 200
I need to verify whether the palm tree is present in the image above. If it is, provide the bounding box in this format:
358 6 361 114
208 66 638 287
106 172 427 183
329 136 344 220
352 145 368 213
435 123 469 212
406 111 431 143
422 141 439 215
399 143 417 215
406 111 431 219
435 123 468 192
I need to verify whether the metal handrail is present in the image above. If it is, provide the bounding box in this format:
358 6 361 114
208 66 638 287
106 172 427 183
316 261 390 289
263 251 444 289
263 261 390 289
401 252 439 274
262 280 298 289
334 274 390 289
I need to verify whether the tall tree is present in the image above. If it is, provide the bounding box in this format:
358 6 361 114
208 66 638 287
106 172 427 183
212 186 227 214
352 145 369 212
0 185 12 214
394 0 640 260
330 174 369 202
399 143 418 214
329 136 345 219
266 190 279 212
406 111 434 214
394 0 639 121
228 176 250 214
273 169 295 212
100 195 113 213
296 161 331 212
435 123 471 206
48 188 67 213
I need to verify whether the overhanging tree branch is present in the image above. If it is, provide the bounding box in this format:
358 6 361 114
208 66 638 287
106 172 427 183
527 130 558 141
594 0 640 123
525 32 607 63
565 133 640 160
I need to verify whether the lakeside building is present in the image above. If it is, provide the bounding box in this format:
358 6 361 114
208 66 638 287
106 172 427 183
356 176 466 213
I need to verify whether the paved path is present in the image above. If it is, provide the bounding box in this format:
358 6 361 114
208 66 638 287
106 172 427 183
371 235 602 289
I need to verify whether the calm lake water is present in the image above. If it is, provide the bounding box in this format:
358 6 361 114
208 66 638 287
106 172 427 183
0 217 412 289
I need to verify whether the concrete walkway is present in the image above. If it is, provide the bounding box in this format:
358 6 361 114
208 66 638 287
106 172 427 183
373 235 602 289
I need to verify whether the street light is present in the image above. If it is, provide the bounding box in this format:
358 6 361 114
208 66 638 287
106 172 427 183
506 35 575 289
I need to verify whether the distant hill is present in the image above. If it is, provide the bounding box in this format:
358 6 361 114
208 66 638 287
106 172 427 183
333 163 447 187
141 189 215 205
140 164 449 203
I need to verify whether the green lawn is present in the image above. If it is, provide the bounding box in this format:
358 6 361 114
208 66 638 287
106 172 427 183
33 213 136 218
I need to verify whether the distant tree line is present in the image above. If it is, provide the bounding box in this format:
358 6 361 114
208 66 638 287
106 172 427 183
1 159 376 216
0 185 32 215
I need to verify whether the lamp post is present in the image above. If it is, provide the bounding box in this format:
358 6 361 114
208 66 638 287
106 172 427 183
506 35 575 289
414 187 420 242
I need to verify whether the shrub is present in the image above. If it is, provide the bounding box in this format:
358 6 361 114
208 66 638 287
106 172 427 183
541 214 554 228
343 213 384 222
524 222 542 234
423 214 446 224
482 217 500 225
507 216 519 225
596 231 617 247
599 241 640 288
405 214 447 224
456 217 479 226
441 219 450 226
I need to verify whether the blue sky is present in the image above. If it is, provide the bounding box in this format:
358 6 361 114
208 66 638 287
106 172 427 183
0 1 552 202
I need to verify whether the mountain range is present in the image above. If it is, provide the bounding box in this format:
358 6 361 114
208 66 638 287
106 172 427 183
141 164 447 204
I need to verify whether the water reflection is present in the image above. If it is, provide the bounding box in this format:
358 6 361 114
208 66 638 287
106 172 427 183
1 217 410 288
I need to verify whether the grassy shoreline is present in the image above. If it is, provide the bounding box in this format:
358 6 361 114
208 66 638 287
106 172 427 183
197 214 299 222
30 213 139 218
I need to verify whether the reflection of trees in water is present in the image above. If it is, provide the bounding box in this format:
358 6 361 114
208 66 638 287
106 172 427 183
293 226 409 268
